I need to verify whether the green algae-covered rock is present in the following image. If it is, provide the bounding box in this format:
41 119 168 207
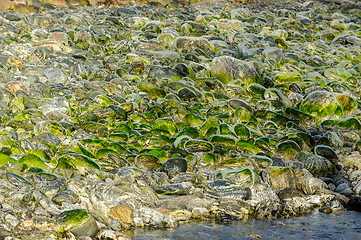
321 117 361 131
277 140 301 152
211 56 261 85
153 117 178 135
34 121 67 137
184 139 214 153
135 154 160 171
209 134 238 148
252 155 273 168
247 83 266 98
174 36 211 53
228 99 253 113
262 166 297 190
17 153 52 172
231 107 258 124
0 153 16 166
82 121 108 134
274 72 302 83
0 136 21 154
55 153 101 177
88 95 114 111
335 93 357 116
57 209 98 238
216 168 260 188
233 123 251 140
324 68 351 80
199 118 220 139
264 88 293 107
299 91 343 120
237 140 261 154
219 157 260 171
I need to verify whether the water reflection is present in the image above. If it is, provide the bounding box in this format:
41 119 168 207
133 210 361 240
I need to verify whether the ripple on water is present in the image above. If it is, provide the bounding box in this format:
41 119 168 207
132 210 361 240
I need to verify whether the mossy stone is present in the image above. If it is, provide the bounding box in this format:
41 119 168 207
262 166 297 190
237 140 260 154
17 153 51 172
184 139 214 153
216 168 260 188
324 68 351 80
274 72 302 83
56 153 101 177
321 117 361 131
135 154 160 171
299 91 343 120
209 135 238 148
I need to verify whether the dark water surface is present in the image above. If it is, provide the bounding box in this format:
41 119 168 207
132 210 361 240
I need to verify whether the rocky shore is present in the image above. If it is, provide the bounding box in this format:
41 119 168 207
0 0 361 239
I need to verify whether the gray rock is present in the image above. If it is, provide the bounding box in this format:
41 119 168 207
152 182 191 195
43 68 68 85
52 189 80 205
211 56 261 85
36 178 67 198
135 207 178 229
96 229 131 240
263 47 284 63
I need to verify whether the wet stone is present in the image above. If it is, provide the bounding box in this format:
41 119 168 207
52 189 80 205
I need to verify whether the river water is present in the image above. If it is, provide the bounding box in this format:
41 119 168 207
132 210 361 239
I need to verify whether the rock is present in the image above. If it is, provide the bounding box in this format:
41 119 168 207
211 56 261 85
255 199 285 219
277 188 304 200
214 210 240 223
161 158 188 174
135 154 160 171
57 209 99 238
5 171 32 189
343 151 361 169
204 180 250 200
174 37 211 53
152 182 191 195
135 207 178 229
262 167 297 190
108 205 133 225
294 151 330 177
319 206 332 214
52 189 80 205
314 145 339 164
36 178 67 198
263 47 284 63
216 168 260 188
299 91 343 120
96 229 131 240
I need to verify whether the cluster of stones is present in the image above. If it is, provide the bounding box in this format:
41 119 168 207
1 0 361 239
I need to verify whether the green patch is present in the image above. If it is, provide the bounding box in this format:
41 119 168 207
57 209 90 230
0 153 16 166
17 153 52 172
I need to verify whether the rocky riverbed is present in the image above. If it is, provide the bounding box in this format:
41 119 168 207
0 0 361 239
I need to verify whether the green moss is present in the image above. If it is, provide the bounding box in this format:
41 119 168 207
203 153 215 164
268 166 290 176
321 117 361 131
57 209 90 230
17 153 52 172
237 140 260 154
0 153 16 166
